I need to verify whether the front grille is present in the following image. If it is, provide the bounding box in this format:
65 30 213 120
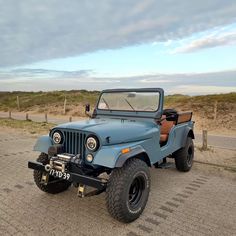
62 130 86 157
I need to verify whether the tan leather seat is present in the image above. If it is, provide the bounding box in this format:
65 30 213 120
160 115 175 143
177 112 192 124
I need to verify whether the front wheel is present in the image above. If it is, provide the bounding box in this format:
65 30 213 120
106 158 150 223
173 137 194 172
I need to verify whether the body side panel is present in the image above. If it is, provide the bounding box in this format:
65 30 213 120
160 121 194 159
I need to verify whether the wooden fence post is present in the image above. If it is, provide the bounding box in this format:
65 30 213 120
63 97 67 115
26 113 29 121
202 130 208 150
45 113 48 123
69 116 72 122
16 96 20 111
9 110 11 119
213 101 218 121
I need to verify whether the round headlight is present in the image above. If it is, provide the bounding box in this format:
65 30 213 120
52 132 62 144
86 136 98 151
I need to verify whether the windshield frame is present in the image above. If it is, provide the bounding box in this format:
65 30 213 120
95 88 164 119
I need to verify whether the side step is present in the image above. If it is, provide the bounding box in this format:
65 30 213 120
155 158 174 169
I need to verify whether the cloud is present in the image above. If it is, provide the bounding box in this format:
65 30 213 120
172 31 236 53
0 68 235 95
139 79 171 83
0 69 92 80
169 85 236 94
0 0 236 67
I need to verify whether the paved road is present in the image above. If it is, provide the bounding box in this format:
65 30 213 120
0 111 235 150
0 130 235 236
194 133 236 150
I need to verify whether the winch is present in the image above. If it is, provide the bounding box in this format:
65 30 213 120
45 153 81 173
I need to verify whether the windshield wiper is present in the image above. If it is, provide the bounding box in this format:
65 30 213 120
102 98 110 110
124 98 136 111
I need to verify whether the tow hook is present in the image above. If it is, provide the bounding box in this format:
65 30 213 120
77 184 86 198
41 172 49 185
77 184 106 198
45 164 51 172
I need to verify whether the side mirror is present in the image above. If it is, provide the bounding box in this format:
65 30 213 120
166 113 178 122
85 104 92 118
85 104 90 112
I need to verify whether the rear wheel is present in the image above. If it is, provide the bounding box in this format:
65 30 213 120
173 137 194 172
33 153 71 194
106 158 150 223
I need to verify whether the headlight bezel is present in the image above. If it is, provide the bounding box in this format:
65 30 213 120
86 135 99 152
52 131 63 144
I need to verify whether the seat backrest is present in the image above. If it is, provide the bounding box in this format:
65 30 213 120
160 115 175 134
177 112 192 124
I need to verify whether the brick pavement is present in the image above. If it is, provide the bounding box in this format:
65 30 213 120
0 130 235 236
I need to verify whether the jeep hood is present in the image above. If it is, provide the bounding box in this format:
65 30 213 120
55 118 158 145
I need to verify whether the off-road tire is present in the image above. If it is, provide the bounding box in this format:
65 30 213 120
106 158 150 223
173 137 194 172
33 153 71 194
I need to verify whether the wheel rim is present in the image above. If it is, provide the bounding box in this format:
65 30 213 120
129 176 145 208
187 145 193 166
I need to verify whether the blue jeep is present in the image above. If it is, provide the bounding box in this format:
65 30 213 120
28 88 194 222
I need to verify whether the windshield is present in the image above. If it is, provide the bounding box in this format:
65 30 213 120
97 91 160 112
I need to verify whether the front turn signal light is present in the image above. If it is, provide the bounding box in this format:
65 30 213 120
121 148 130 154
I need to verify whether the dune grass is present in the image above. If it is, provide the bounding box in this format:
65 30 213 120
0 90 100 111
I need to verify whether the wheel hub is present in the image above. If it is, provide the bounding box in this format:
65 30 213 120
187 146 193 165
129 176 145 208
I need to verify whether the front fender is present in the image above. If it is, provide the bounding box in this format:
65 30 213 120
33 135 53 154
115 146 147 167
92 141 149 168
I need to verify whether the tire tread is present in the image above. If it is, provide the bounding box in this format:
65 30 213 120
106 158 150 222
173 137 194 172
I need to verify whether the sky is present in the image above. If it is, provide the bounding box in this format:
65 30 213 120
0 0 236 95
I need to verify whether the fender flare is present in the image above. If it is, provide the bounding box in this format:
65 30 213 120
33 135 53 154
115 145 151 167
181 127 194 147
